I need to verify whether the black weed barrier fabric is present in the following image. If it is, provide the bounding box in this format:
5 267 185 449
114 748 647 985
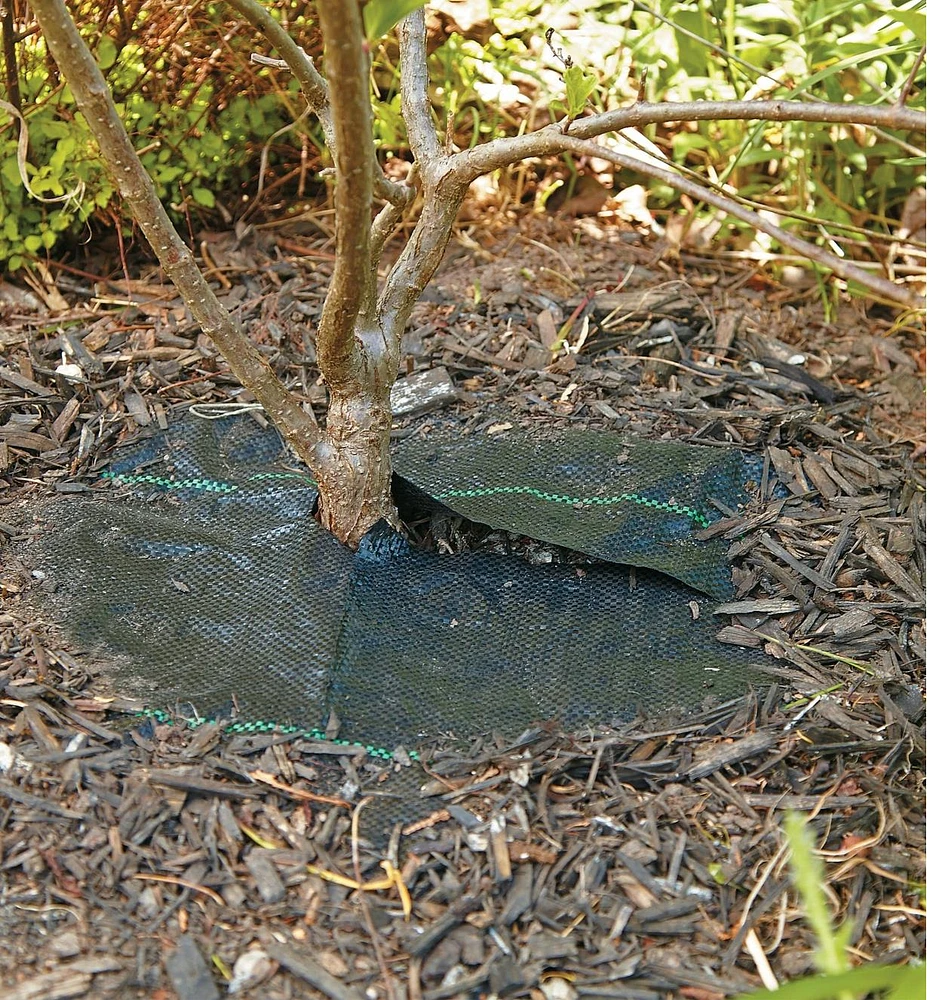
393 429 746 600
33 414 764 750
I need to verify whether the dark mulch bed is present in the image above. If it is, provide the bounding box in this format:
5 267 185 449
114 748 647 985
0 218 924 999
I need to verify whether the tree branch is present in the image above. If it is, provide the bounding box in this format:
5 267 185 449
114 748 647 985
378 177 469 341
550 135 920 308
28 0 318 461
459 99 925 181
314 0 375 391
224 0 333 146
897 43 926 107
399 8 443 174
365 164 420 323
227 0 410 209
375 8 462 342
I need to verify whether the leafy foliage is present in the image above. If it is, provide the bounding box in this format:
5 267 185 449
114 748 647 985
1 2 311 269
413 0 924 251
4 0 924 271
556 65 599 123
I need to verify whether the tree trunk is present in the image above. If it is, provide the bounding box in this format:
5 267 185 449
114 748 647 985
311 306 400 546
316 380 396 548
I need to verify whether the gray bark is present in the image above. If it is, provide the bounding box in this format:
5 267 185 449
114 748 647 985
28 0 318 467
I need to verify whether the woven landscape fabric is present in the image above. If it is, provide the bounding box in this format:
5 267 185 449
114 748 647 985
33 415 763 747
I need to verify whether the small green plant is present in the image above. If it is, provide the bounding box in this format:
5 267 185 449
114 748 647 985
557 64 598 125
733 812 922 1000
5 1 922 272
0 3 308 270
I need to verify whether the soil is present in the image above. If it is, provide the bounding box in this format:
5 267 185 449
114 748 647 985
0 214 924 1000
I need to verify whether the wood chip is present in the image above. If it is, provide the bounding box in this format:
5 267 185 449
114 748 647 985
124 391 152 426
800 452 839 500
759 533 836 591
245 849 287 904
678 730 779 780
51 397 83 443
4 958 121 1000
589 283 697 325
146 770 258 799
265 940 366 1000
164 935 221 1000
0 778 85 818
0 429 59 452
713 599 801 615
0 364 55 396
857 519 923 599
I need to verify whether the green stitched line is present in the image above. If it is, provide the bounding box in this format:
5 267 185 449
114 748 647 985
101 470 238 493
433 485 711 527
102 471 707 527
135 709 414 761
102 470 317 492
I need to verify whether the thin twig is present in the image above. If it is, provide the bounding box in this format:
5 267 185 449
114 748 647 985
367 163 419 322
896 43 926 107
377 10 465 339
505 133 920 308
460 99 925 183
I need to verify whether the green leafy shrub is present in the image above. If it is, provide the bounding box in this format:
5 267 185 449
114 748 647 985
416 0 925 254
1 2 315 270
3 1 924 272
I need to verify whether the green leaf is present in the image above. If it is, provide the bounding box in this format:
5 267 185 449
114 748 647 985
563 65 597 119
191 187 215 208
23 234 43 252
1 157 21 187
883 7 926 43
97 36 118 71
783 813 847 977
363 0 426 42
34 120 72 140
734 147 786 167
733 962 923 1000
888 961 926 1000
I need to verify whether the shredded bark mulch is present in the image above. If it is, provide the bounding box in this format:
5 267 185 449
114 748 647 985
0 218 923 999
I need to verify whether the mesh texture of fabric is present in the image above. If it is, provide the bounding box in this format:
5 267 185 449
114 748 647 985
33 414 764 752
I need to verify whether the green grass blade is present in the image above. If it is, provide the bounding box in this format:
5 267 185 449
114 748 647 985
734 962 924 1000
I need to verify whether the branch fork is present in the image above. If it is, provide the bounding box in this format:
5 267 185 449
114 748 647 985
27 0 927 545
